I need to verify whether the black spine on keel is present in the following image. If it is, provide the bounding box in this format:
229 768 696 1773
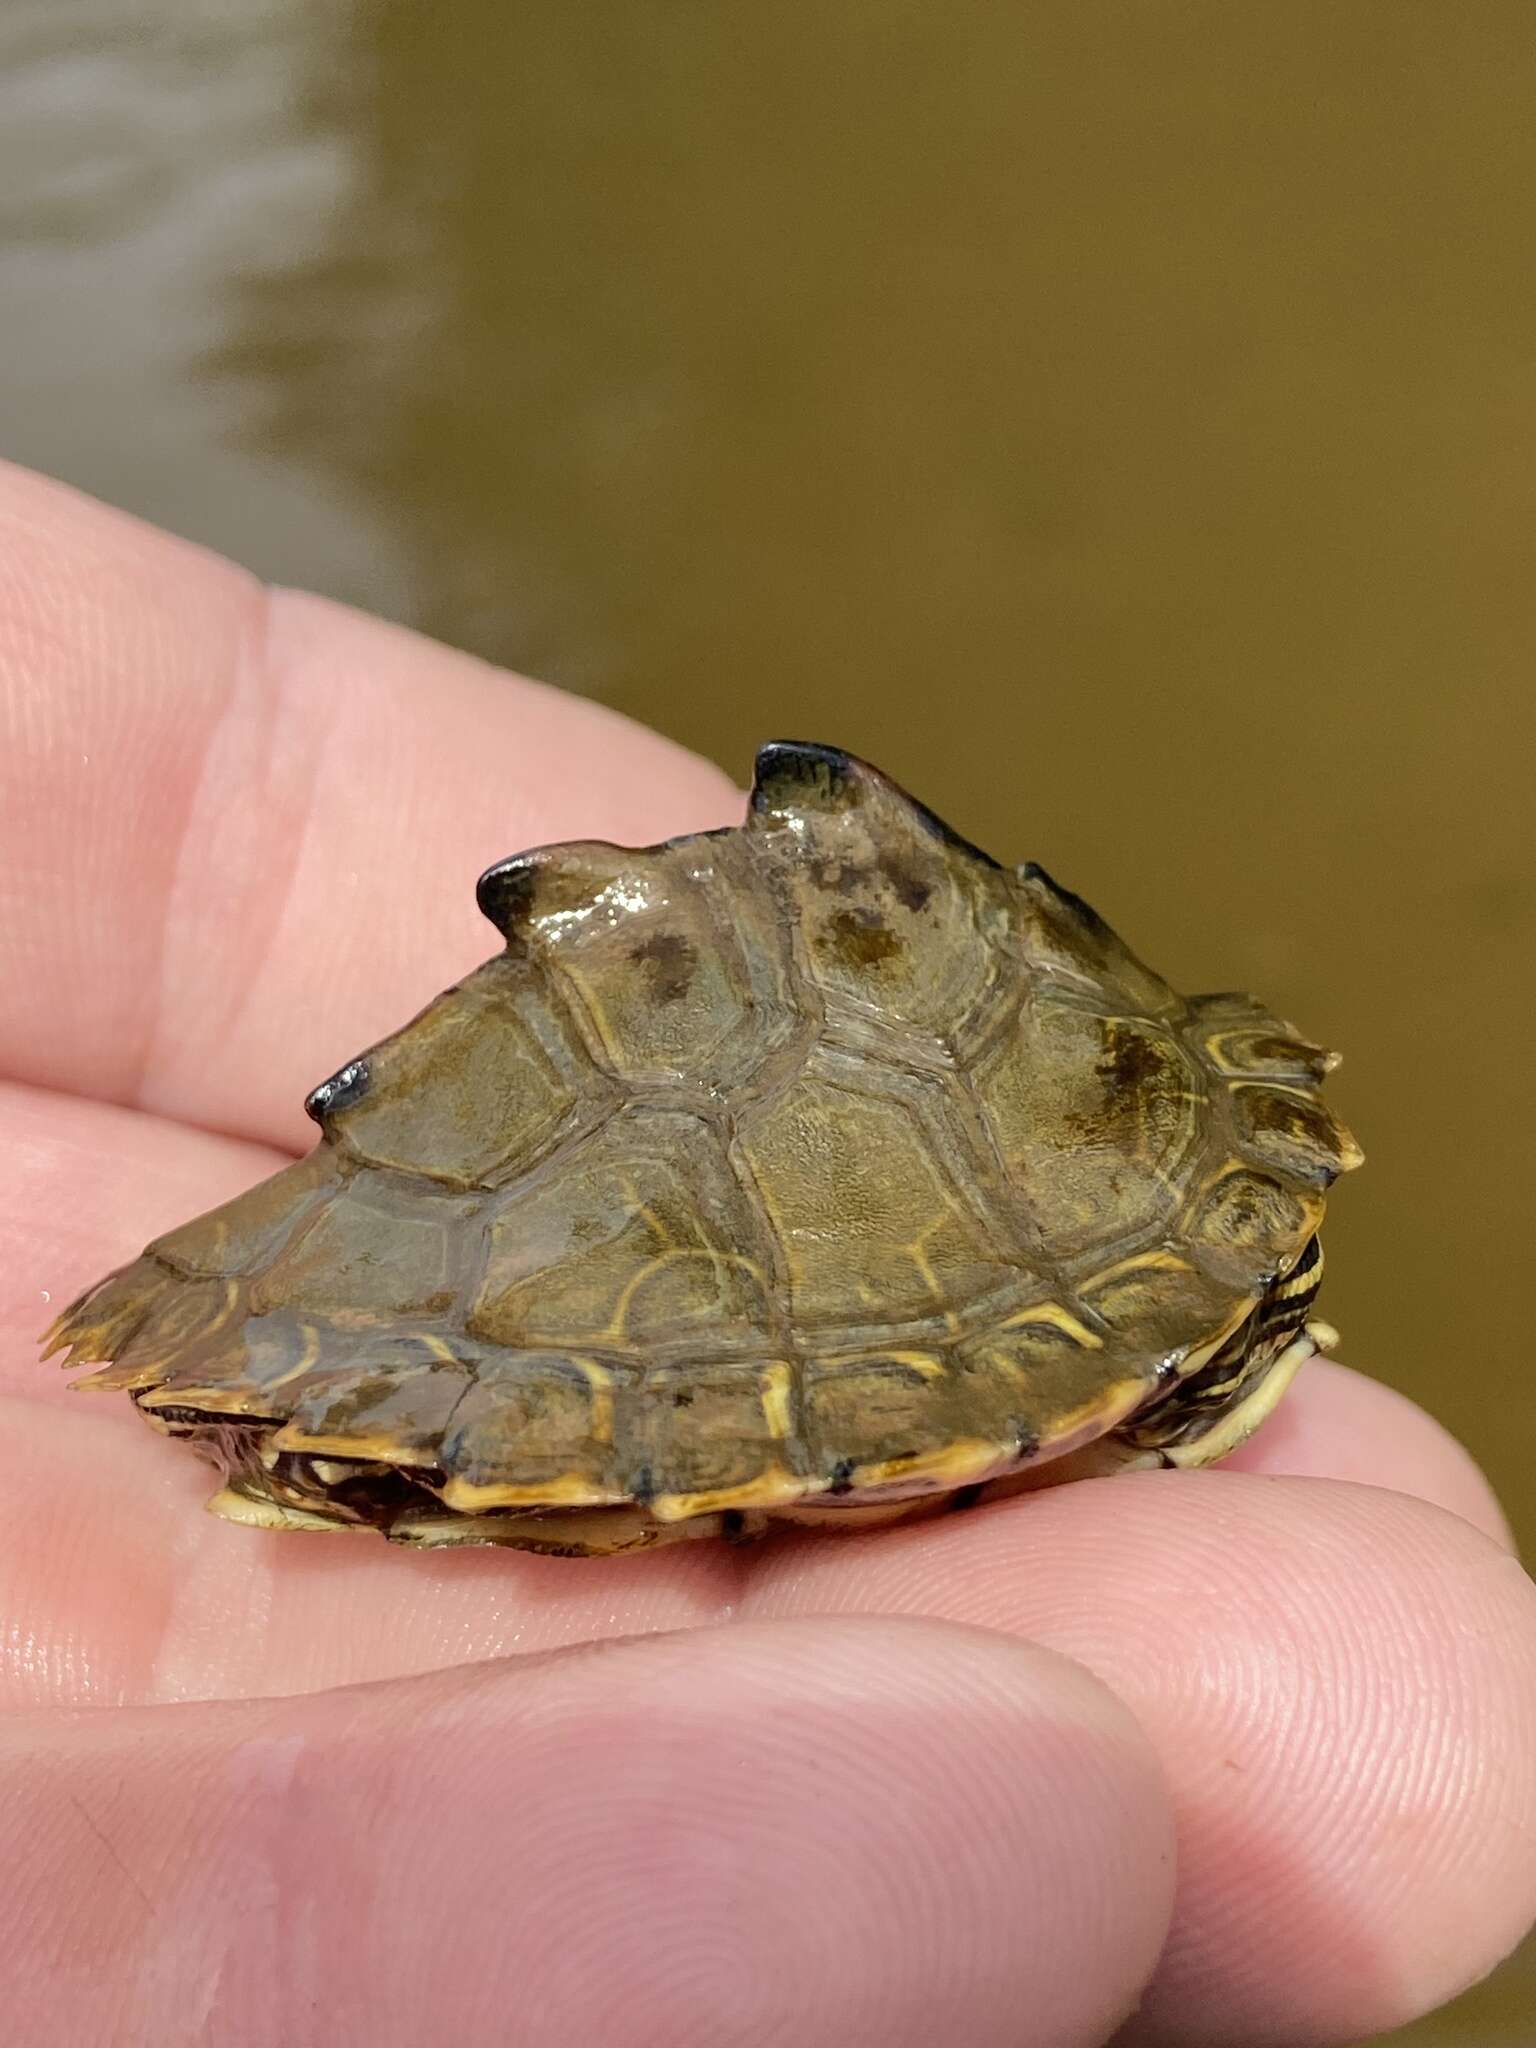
750 739 1003 869
304 1058 371 1123
476 856 541 941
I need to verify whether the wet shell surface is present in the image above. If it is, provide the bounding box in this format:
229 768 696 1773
46 742 1361 1554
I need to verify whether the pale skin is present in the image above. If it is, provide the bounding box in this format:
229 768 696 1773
0 461 1533 2048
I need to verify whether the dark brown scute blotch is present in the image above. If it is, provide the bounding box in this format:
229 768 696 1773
630 930 697 1003
1095 1027 1168 1101
309 1373 397 1430
812 857 867 898
826 907 903 967
877 852 932 912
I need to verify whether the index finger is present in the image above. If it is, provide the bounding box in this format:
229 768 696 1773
0 462 737 1149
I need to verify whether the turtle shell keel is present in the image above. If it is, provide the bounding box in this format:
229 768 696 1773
44 743 1361 1554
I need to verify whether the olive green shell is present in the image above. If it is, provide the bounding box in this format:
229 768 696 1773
47 742 1360 1543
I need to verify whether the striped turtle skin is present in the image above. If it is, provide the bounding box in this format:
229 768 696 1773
44 742 1361 1555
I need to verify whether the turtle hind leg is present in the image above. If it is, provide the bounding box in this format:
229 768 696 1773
1111 1231 1333 1471
1118 1321 1332 1471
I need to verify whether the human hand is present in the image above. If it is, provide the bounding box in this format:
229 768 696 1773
2 461 1532 2047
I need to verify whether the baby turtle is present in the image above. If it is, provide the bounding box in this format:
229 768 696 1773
45 742 1360 1555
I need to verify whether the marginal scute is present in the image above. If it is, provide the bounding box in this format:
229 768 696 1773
636 1363 809 1518
803 1354 987 1491
438 1354 636 1509
951 1327 1153 1456
476 837 664 945
1230 1083 1363 1185
270 1353 474 1464
319 957 590 1188
106 1286 256 1400
1077 1249 1252 1369
134 1308 328 1417
1186 1166 1321 1285
976 999 1201 1256
44 1255 168 1366
1202 1023 1339 1084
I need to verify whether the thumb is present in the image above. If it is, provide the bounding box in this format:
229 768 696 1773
3 1615 1173 2048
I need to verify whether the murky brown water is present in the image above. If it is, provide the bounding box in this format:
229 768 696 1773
3 4 1532 2037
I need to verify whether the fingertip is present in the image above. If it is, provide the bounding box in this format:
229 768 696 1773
321 1617 1178 2048
1119 1481 1536 2044
1226 1356 1515 1552
0 1616 1177 2048
750 1476 1536 2045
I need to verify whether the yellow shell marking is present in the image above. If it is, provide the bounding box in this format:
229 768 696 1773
70 1357 173 1394
997 1301 1104 1348
439 1470 629 1513
760 1360 796 1439
437 1356 622 1511
1086 1248 1195 1282
601 1246 769 1347
649 1464 807 1523
139 1314 323 1416
569 1353 616 1446
902 1218 965 1333
846 1435 1013 1495
651 1363 803 1523
864 1349 947 1378
205 1484 351 1533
